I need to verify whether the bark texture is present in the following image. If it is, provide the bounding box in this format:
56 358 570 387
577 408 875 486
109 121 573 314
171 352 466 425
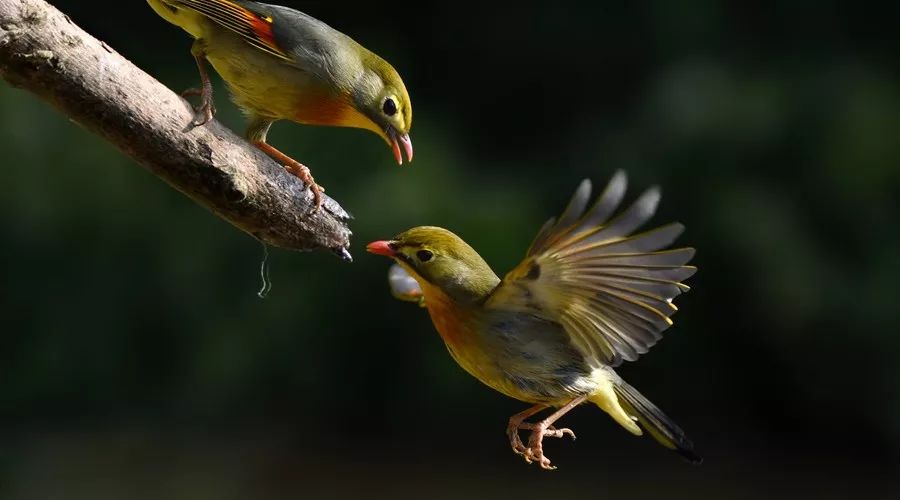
0 0 353 259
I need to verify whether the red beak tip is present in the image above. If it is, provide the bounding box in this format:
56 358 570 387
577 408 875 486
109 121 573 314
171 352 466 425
391 139 403 166
390 134 413 166
366 240 395 257
401 134 414 164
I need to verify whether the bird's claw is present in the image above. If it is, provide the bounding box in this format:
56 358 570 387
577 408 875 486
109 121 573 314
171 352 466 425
524 425 564 470
508 422 575 470
181 87 216 126
308 183 325 212
544 426 576 441
523 447 557 470
508 428 529 456
284 162 325 211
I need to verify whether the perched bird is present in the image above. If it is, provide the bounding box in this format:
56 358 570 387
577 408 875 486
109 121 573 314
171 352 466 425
367 171 701 469
147 0 414 208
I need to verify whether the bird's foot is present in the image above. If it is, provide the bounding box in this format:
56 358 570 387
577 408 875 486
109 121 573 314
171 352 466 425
523 446 554 470
506 396 585 470
181 87 216 126
507 423 529 456
284 161 325 211
520 423 576 440
522 424 576 470
507 420 575 470
250 141 325 212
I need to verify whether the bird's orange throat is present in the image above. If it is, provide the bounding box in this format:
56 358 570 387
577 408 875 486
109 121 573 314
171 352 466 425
294 92 354 127
391 261 482 362
294 93 382 138
417 280 506 392
418 281 476 350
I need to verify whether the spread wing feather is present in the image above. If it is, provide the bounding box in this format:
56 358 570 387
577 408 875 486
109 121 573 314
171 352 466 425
486 171 696 367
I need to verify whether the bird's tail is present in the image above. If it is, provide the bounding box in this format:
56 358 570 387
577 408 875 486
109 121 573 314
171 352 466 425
609 379 703 464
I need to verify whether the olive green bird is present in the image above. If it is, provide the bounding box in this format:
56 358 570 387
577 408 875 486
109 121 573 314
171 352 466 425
147 0 413 208
368 171 701 469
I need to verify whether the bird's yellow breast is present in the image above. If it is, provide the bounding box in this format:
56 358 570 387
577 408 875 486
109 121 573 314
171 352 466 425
421 282 475 351
420 283 493 378
420 282 542 402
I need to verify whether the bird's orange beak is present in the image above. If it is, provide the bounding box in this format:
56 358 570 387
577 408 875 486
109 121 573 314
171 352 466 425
388 129 414 165
366 240 397 257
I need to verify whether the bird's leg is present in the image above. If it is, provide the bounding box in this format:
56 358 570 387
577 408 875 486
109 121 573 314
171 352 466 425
247 117 325 210
523 394 588 470
182 40 216 126
507 404 547 456
253 142 325 211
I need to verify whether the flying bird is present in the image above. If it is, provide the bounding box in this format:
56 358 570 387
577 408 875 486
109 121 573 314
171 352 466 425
368 171 701 469
147 0 413 208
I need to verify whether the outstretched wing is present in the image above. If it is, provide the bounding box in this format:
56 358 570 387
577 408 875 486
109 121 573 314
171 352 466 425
173 0 291 60
485 171 696 367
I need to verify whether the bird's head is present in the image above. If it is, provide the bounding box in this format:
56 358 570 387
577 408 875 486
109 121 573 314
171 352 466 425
367 226 500 303
350 55 413 165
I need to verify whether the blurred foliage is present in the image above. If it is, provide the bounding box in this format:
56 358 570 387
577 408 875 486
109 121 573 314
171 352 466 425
1 1 899 498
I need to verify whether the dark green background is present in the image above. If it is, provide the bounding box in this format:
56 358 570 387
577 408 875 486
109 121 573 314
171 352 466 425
2 1 899 498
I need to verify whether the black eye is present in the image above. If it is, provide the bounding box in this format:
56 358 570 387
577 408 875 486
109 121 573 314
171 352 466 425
416 250 433 262
383 98 397 116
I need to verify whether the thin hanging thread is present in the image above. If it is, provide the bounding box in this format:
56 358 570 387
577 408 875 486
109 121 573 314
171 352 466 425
258 242 272 299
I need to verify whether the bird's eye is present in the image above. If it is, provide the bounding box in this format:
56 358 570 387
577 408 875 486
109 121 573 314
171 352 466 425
383 98 398 116
416 250 433 262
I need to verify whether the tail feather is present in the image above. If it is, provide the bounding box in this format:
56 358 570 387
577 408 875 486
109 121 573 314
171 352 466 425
612 379 703 464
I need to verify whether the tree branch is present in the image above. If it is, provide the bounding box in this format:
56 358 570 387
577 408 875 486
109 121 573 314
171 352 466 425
0 0 353 260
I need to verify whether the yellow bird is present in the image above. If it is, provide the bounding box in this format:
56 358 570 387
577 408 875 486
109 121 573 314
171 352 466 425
147 0 413 208
367 171 701 469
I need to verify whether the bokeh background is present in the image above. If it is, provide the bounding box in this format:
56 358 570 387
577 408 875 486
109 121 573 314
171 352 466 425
3 1 899 499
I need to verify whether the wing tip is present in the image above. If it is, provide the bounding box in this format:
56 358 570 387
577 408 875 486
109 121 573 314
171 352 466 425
578 178 593 194
608 169 628 192
571 179 593 213
641 186 663 212
682 264 698 279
